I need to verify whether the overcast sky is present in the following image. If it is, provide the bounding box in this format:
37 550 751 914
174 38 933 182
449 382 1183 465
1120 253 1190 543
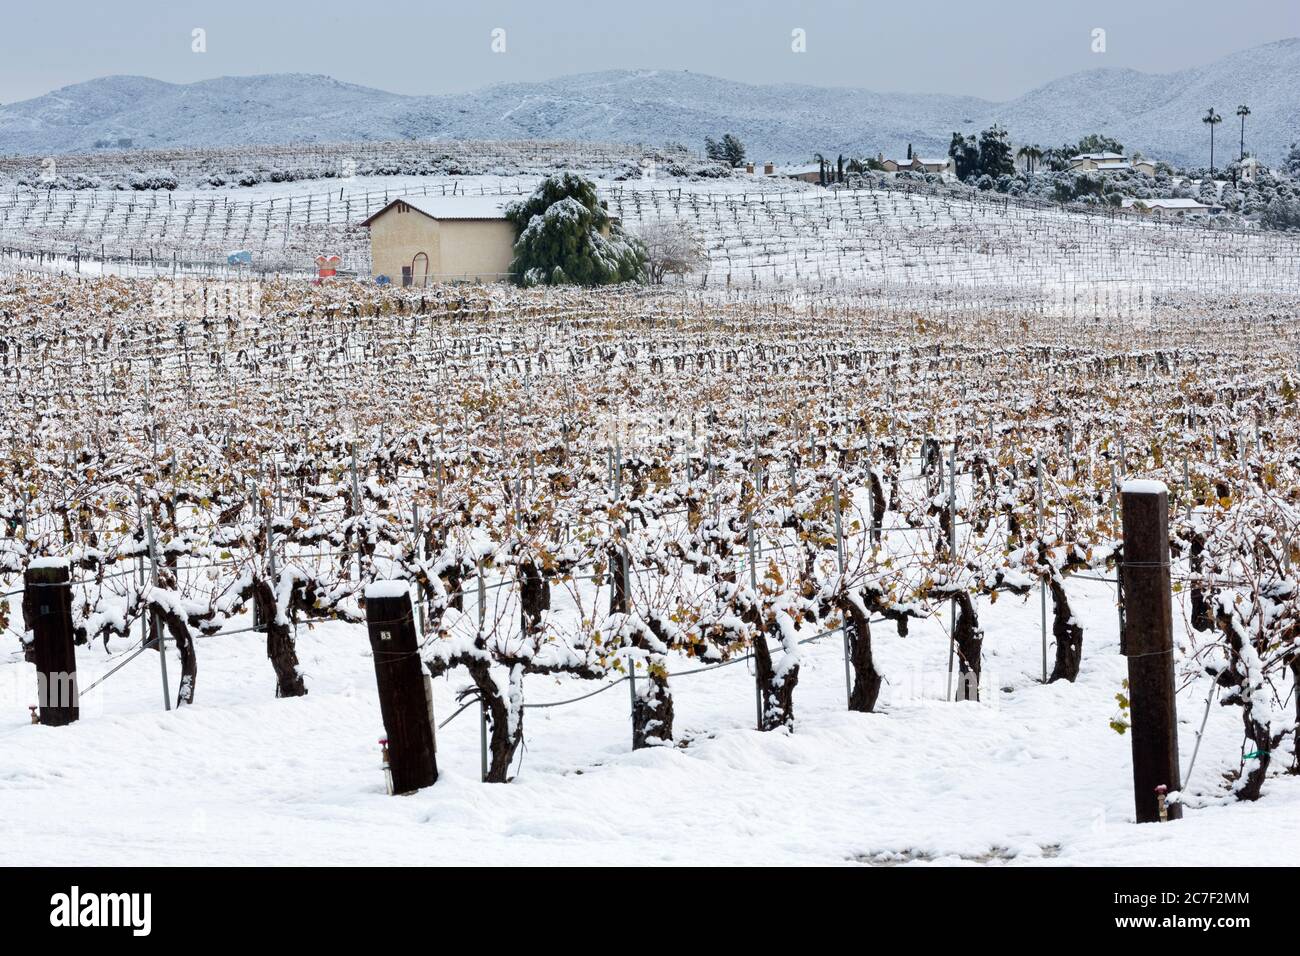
2 0 1297 105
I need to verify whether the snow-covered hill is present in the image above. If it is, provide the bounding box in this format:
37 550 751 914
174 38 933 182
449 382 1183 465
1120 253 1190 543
1 38 1296 165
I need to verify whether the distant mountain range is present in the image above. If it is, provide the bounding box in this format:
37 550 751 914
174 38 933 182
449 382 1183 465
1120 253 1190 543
1 39 1296 166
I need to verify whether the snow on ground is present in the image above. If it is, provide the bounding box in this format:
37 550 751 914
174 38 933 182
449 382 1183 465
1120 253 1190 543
0 172 806 277
2 576 1291 866
8 168 1297 299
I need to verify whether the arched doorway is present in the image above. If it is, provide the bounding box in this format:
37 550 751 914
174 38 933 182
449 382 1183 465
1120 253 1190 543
411 251 430 288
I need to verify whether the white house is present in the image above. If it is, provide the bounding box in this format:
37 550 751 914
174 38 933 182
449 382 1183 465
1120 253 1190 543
880 155 954 176
1069 152 1156 176
1121 197 1222 218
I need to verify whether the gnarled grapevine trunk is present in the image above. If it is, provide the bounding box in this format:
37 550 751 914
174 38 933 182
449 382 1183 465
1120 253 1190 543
459 655 523 783
1235 702 1275 801
518 560 550 638
1291 655 1300 775
951 591 983 701
867 470 886 546
632 670 674 749
153 604 198 706
633 617 676 748
748 605 799 730
1188 532 1213 633
1215 610 1285 801
1047 576 1084 683
838 593 882 711
253 578 306 698
440 561 465 612
608 546 629 614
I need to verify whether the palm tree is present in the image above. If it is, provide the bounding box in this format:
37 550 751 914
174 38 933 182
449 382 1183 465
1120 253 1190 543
1236 104 1251 161
1017 144 1032 175
1203 107 1223 174
1016 143 1044 178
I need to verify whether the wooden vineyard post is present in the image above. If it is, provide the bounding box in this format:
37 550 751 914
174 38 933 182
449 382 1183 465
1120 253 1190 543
23 559 78 726
364 582 437 795
1119 481 1182 823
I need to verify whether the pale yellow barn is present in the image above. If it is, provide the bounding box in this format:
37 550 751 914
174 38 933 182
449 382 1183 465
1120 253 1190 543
362 196 517 286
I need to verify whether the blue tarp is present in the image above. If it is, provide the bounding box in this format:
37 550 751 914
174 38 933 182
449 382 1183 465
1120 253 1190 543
226 250 253 266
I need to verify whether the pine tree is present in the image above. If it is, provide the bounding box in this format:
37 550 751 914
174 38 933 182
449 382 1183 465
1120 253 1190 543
720 134 746 168
506 173 646 287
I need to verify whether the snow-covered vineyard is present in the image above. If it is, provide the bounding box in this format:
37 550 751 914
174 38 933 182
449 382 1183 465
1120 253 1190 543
6 162 1300 297
613 184 1300 292
0 141 707 277
2 276 1298 864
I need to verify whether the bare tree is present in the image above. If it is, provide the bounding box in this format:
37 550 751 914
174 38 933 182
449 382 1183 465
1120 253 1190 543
636 220 706 285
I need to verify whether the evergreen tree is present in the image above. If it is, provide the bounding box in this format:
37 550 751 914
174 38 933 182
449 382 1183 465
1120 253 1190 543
704 134 746 167
1281 142 1300 180
506 173 646 287
1073 133 1125 156
1040 146 1071 172
720 134 746 167
948 133 979 180
977 125 1014 178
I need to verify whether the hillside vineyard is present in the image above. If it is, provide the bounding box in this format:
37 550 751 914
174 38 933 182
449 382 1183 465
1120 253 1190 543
1 276 1296 795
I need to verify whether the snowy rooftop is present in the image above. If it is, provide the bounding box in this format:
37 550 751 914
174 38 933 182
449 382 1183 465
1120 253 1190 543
1070 152 1125 161
362 195 513 225
398 195 512 220
1121 197 1218 210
